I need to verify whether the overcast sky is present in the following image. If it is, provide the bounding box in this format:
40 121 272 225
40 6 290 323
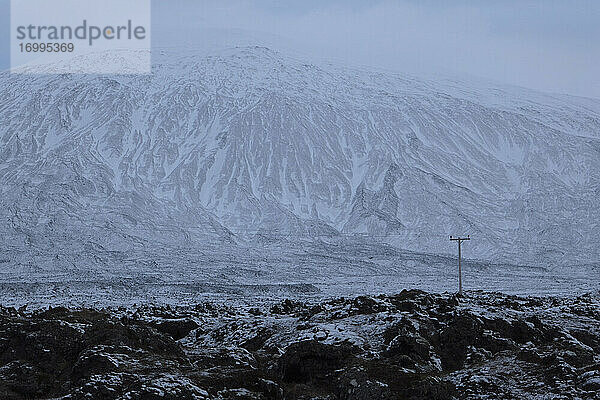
2 0 599 98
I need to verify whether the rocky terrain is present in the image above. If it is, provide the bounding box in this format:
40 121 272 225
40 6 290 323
0 290 598 399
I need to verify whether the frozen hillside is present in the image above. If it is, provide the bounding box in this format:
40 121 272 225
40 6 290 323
1 46 599 274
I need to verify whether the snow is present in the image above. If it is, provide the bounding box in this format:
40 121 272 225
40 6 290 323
0 46 599 307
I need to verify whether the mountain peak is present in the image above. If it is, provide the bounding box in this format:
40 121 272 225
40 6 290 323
0 48 599 267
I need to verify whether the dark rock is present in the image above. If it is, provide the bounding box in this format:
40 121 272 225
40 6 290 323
248 307 262 316
0 291 597 400
337 368 392 400
389 290 434 312
215 387 263 399
350 296 384 315
278 341 355 383
396 300 419 312
517 348 543 364
383 318 417 345
306 304 324 318
71 347 119 381
385 334 431 363
241 327 274 352
77 373 209 400
0 319 84 398
151 318 199 340
435 313 483 371
579 372 600 392
257 378 284 399
84 320 183 357
36 306 71 320
393 289 430 302
571 328 600 353
270 299 304 315
479 332 518 354
410 376 456 400
435 297 459 314
541 353 577 382
555 337 595 368
0 361 45 399
483 317 542 344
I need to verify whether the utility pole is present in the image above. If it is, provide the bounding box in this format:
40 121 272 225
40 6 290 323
450 235 470 295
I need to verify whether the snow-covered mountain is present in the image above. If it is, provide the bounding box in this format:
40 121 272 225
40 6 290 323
1 46 599 268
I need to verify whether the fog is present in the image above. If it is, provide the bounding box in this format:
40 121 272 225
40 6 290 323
2 0 598 98
151 0 600 98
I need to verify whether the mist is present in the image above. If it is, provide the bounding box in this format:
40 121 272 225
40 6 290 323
151 0 600 98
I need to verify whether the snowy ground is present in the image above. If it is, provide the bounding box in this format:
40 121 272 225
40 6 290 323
0 240 597 308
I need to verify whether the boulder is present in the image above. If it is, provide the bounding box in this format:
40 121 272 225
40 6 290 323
435 313 483 371
151 318 199 341
278 341 355 383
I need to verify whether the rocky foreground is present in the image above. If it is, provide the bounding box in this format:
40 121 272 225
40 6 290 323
0 290 599 399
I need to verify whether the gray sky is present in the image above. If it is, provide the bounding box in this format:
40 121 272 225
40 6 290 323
3 0 599 98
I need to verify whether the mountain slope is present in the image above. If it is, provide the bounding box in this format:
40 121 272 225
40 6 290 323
1 47 599 267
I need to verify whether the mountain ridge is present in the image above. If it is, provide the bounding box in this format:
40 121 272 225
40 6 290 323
1 46 599 268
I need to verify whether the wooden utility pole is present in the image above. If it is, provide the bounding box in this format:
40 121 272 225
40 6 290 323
450 235 470 295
